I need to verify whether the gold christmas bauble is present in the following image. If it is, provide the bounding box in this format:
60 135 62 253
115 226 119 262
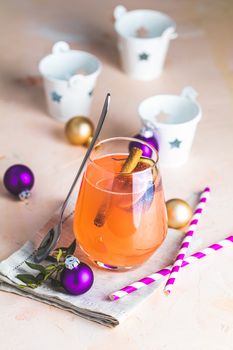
166 198 192 229
65 116 94 145
84 135 93 148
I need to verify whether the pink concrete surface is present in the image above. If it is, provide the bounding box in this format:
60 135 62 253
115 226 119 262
0 0 233 349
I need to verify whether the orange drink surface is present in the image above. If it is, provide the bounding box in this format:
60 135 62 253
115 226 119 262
74 153 167 270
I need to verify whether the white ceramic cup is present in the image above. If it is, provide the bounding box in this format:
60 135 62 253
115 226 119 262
113 5 177 80
38 41 102 122
138 87 202 167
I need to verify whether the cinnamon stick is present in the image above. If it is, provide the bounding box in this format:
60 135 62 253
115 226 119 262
94 196 112 227
94 147 142 227
120 147 143 173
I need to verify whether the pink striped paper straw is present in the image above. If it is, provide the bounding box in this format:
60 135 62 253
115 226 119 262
164 187 211 295
109 235 233 300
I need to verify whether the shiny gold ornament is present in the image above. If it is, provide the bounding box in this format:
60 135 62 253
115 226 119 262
166 198 192 229
65 116 94 145
84 135 93 148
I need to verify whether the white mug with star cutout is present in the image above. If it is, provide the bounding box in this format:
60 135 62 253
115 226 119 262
39 41 102 122
113 6 177 80
138 87 202 167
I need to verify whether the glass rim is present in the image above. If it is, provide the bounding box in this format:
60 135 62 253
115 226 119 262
89 136 159 176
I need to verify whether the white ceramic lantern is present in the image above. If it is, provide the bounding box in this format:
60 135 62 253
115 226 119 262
39 41 102 122
138 87 202 167
113 5 177 80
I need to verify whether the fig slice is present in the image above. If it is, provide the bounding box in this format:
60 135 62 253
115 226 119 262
133 157 158 180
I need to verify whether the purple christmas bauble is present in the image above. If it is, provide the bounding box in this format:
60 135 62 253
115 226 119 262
60 257 94 295
130 129 159 158
3 164 34 200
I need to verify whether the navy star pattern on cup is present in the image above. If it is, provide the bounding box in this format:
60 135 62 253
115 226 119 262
139 52 149 61
88 89 94 97
169 139 182 148
51 91 62 103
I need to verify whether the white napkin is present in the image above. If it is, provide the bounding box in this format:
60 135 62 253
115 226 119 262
0 195 201 327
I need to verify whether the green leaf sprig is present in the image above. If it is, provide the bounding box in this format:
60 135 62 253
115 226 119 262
16 240 76 290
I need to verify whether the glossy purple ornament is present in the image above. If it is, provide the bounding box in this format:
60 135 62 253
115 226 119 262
60 256 94 295
3 164 34 200
131 127 159 158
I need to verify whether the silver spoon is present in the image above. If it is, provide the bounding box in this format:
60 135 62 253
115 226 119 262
34 93 111 262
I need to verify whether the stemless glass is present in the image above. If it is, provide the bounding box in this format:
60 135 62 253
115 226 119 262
73 137 167 270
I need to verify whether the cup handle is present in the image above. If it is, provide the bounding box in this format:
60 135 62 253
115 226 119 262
143 120 157 132
113 5 127 21
181 86 198 101
52 41 70 54
162 27 178 40
68 74 85 88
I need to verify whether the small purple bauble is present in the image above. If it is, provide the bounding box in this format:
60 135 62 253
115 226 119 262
130 128 159 158
60 257 94 295
3 164 34 199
